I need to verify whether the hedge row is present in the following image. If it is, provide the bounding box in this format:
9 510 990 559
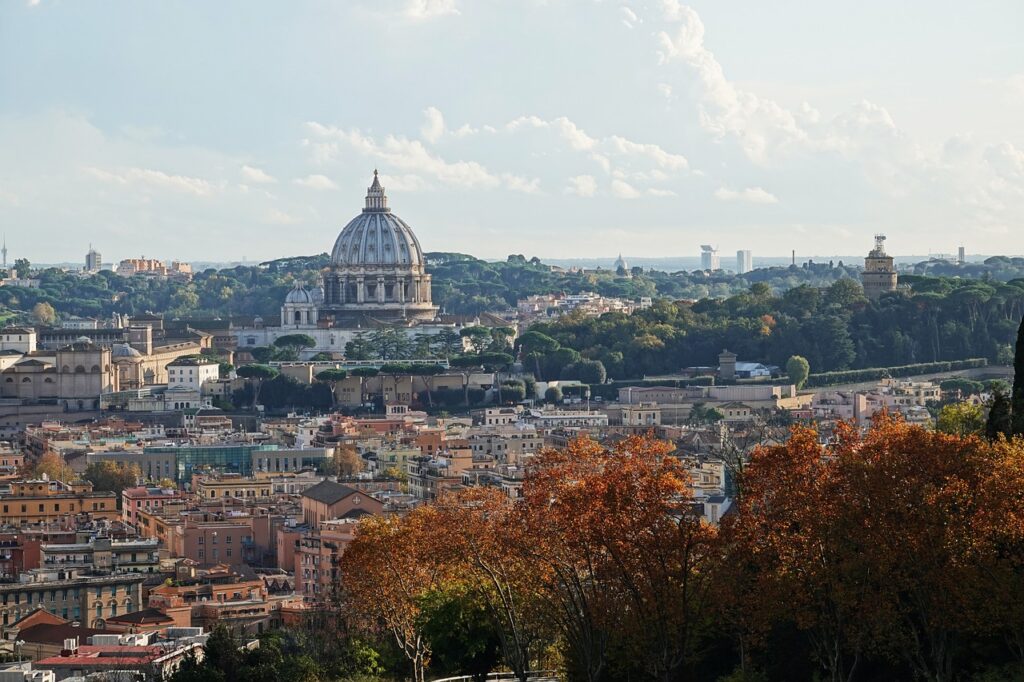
804 358 988 388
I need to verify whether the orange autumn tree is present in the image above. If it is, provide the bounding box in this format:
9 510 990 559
339 509 447 682
723 423 869 682
521 435 718 682
838 415 993 682
432 487 548 682
728 415 998 682
965 435 1024 666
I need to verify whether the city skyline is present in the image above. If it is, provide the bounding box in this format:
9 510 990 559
2 1 1023 262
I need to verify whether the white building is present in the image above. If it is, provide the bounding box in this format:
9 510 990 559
0 328 36 354
166 356 219 392
736 250 752 274
700 245 720 271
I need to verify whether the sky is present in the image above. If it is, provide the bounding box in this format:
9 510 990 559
2 0 1024 264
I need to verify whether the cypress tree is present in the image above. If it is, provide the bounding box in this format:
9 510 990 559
986 389 1012 441
1012 316 1024 435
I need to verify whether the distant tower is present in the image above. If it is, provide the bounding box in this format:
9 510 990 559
791 249 795 266
85 244 102 273
2 236 7 272
700 245 720 271
736 250 752 274
861 234 898 300
957 246 965 265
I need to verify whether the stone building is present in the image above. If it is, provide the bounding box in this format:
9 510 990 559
861 233 897 300
320 171 437 325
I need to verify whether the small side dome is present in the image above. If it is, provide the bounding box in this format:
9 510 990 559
284 283 314 305
111 343 142 359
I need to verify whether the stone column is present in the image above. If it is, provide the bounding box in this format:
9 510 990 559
377 276 385 303
356 277 365 303
398 277 406 303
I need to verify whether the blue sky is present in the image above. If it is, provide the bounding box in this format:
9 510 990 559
2 0 1023 264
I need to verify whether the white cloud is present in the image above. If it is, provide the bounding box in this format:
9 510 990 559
714 186 779 204
293 174 337 190
421 106 445 144
240 165 276 184
84 166 216 196
647 188 676 197
565 175 598 197
656 83 673 100
620 6 639 29
402 0 459 20
611 179 641 199
502 174 542 194
608 135 688 170
305 121 502 189
27 0 40 6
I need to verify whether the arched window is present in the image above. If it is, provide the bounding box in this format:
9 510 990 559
62 366 70 373
4 378 11 383
90 365 100 373
75 366 85 373
44 378 53 384
21 377 30 383
294 310 302 323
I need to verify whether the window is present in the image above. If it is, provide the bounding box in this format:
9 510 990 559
226 548 232 558
225 535 232 544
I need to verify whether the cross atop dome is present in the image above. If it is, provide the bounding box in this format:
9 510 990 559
364 169 388 212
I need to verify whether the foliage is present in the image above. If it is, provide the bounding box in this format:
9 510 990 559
544 386 562 403
1014 314 1024 435
805 359 988 388
273 333 317 350
83 461 142 495
785 355 810 389
25 452 70 482
939 378 985 396
31 301 56 325
531 276 1018 380
936 402 985 436
236 364 279 380
987 389 1012 441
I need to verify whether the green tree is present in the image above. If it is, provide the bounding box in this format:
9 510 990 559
785 355 810 389
1013 315 1024 435
935 402 985 437
13 258 29 279
986 389 1012 441
459 326 493 353
345 332 375 361
516 331 560 378
418 585 502 681
236 364 280 407
273 334 317 352
560 359 607 385
544 385 562 403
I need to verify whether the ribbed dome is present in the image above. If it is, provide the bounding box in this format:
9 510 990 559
111 343 142 359
330 171 425 267
285 284 315 305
